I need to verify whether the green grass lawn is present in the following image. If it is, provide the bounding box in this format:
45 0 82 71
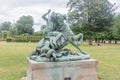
0 42 120 80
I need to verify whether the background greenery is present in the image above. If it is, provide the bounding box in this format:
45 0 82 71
0 0 120 45
0 42 120 80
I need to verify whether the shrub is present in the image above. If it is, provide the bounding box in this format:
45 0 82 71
6 37 12 42
6 35 43 42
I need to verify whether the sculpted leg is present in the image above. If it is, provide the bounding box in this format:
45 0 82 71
73 33 83 46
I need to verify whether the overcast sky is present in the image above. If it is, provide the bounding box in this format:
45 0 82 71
0 0 120 31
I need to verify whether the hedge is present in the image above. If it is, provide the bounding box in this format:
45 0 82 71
6 35 43 42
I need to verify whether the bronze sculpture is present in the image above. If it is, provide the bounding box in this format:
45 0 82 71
30 9 90 62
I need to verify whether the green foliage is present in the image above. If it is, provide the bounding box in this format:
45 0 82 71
33 31 43 36
6 35 43 42
6 37 13 42
0 21 11 31
67 0 114 32
9 27 18 37
112 14 120 40
15 15 34 35
67 0 115 45
70 24 82 35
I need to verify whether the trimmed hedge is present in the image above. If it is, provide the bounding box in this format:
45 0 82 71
6 35 43 42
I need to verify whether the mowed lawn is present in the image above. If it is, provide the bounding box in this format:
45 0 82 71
0 42 120 80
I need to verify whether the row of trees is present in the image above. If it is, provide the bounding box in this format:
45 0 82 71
0 15 34 37
0 0 120 44
0 15 43 42
67 0 120 45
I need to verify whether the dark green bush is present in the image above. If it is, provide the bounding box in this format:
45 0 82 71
6 35 43 42
6 37 12 42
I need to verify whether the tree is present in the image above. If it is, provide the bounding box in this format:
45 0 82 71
0 21 12 39
112 14 120 44
0 21 11 31
16 15 34 35
70 24 82 35
67 0 115 45
9 27 18 37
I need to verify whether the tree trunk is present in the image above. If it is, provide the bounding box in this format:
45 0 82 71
103 40 106 44
108 40 112 44
88 35 92 45
101 39 104 43
95 38 97 43
97 39 100 46
115 40 117 44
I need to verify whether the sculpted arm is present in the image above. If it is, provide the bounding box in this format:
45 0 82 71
42 9 51 22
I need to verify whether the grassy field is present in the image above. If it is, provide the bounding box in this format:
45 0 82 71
0 42 120 80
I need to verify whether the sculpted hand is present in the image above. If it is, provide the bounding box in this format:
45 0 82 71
48 9 51 13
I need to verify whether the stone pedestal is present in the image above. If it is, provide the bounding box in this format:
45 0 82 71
26 58 98 80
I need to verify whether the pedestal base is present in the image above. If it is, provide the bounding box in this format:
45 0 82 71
26 58 98 80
